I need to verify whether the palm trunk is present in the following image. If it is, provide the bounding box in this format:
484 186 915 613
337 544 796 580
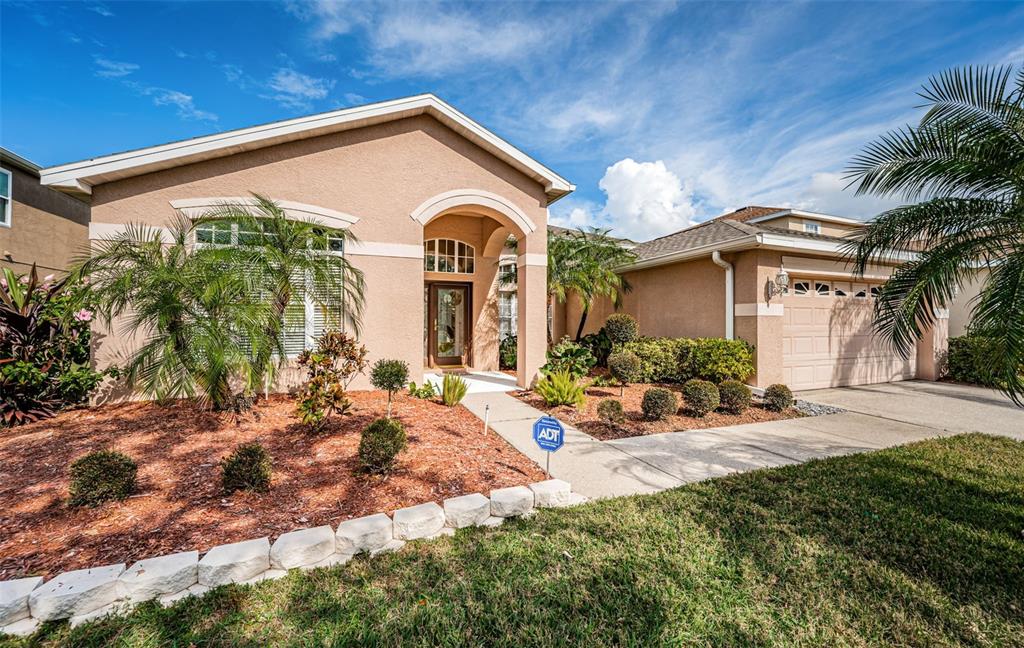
575 306 590 342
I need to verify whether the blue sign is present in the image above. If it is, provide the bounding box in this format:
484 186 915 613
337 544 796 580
532 416 565 452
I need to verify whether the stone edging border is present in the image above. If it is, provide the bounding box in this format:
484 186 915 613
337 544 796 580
0 480 585 637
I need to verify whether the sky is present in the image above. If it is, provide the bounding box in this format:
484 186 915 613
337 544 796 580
2 1 1023 242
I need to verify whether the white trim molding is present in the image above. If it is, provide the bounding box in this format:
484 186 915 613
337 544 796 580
346 241 423 259
781 255 894 281
735 302 784 317
517 253 547 267
745 209 865 227
170 197 359 230
410 189 537 235
39 94 574 202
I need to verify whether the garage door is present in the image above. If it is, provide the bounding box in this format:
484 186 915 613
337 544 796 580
782 278 915 390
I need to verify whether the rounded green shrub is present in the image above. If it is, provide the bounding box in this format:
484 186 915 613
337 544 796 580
682 379 720 417
68 450 137 507
221 442 272 494
370 359 409 393
597 398 625 424
718 380 752 414
604 313 639 346
359 417 408 474
641 387 678 421
608 351 642 385
763 384 794 412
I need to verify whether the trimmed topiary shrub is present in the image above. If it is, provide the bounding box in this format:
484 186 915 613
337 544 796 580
684 338 755 383
221 442 272 494
370 358 409 418
535 371 586 408
597 398 625 424
763 384 794 412
682 379 720 417
622 337 692 383
68 450 137 507
358 417 408 474
641 387 678 421
718 380 752 414
608 351 642 397
604 313 639 347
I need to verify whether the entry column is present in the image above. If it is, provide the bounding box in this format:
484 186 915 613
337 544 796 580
516 253 547 388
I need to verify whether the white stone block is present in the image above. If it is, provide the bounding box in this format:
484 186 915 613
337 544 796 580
490 486 534 517
1 617 40 638
529 479 573 508
120 551 199 604
481 516 505 528
29 563 125 622
393 502 445 540
241 569 287 586
369 539 405 557
299 552 354 572
69 600 133 628
198 538 270 588
335 513 393 554
270 526 336 570
0 576 42 625
158 582 212 609
425 527 456 540
443 493 490 528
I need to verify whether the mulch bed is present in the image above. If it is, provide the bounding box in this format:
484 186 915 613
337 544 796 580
0 392 545 580
516 382 801 441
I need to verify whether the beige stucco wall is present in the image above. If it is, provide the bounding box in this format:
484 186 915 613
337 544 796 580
86 114 549 393
756 215 861 239
0 163 90 274
948 268 987 337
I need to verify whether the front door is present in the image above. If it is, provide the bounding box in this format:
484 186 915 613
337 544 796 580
428 283 472 367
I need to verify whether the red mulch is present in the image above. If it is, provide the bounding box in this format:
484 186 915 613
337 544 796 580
516 382 801 441
0 392 545 579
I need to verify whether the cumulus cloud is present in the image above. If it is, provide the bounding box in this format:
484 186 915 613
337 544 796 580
598 159 697 241
264 68 335 109
94 57 139 78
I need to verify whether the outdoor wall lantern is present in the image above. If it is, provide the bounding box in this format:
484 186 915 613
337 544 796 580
767 263 790 299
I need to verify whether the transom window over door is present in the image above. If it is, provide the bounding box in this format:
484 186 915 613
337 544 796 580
424 239 475 273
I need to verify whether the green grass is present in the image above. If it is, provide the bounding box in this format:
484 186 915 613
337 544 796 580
8 433 1023 647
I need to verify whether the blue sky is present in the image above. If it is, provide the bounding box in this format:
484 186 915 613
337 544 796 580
2 1 1023 241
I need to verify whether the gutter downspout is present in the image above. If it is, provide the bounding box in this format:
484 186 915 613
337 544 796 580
711 250 734 340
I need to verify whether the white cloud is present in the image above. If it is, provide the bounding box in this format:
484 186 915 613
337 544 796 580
264 68 335 109
94 57 139 78
598 159 697 241
141 88 218 122
88 4 114 17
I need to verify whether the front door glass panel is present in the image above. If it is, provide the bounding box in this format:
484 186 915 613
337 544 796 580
436 287 466 360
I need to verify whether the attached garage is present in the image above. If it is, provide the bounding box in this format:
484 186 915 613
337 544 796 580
782 277 916 390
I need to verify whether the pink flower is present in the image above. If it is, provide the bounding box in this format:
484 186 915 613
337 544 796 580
18 275 29 284
73 308 93 322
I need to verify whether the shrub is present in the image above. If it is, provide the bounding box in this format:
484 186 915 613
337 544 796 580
608 351 642 397
370 359 409 418
442 373 468 407
604 313 639 347
682 379 720 417
946 336 1018 387
542 336 596 380
68 450 137 507
535 371 585 408
296 331 368 431
407 381 437 399
763 384 794 412
684 338 755 383
579 328 612 367
499 335 518 370
622 337 692 383
641 387 678 420
221 443 272 494
718 380 752 414
358 417 408 474
597 398 625 424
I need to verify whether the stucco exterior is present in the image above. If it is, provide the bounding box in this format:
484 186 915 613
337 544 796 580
80 112 553 392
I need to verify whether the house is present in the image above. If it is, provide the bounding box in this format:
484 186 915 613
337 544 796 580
554 206 948 391
0 147 91 275
38 94 574 390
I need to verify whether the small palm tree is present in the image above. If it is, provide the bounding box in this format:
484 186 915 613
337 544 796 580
845 65 1024 403
76 216 269 409
197 194 366 393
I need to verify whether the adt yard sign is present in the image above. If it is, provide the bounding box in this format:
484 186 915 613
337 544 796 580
533 416 564 477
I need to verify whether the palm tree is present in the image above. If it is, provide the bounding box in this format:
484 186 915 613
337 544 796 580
196 194 366 393
845 65 1024 403
75 216 270 409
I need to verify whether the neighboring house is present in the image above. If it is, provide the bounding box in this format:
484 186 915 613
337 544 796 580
0 147 90 275
555 206 948 391
38 94 574 390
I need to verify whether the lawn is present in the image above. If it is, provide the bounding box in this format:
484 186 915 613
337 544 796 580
7 433 1023 647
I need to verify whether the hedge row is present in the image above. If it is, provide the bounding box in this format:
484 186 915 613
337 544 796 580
947 335 1022 387
620 337 755 384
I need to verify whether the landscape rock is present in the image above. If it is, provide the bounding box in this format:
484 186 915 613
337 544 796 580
481 516 505 527
270 526 336 570
299 552 354 572
393 502 445 540
241 569 287 585
69 600 133 628
119 551 199 603
443 493 490 528
369 539 406 557
490 486 534 517
0 576 42 625
529 479 572 508
28 563 125 622
198 538 270 587
1 617 40 638
336 513 393 554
